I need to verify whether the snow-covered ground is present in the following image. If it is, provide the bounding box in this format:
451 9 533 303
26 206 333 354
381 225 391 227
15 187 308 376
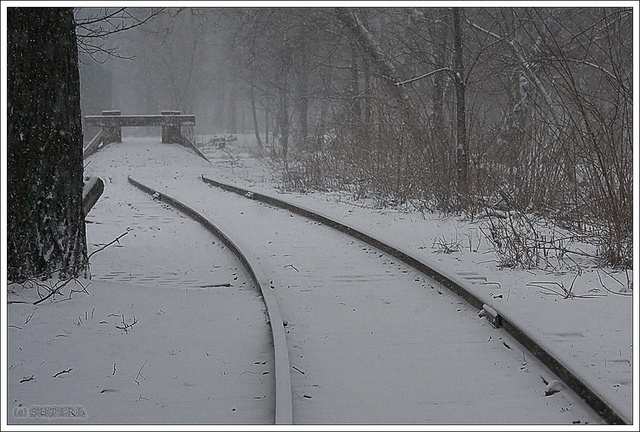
200 135 637 423
6 158 275 424
3 134 637 429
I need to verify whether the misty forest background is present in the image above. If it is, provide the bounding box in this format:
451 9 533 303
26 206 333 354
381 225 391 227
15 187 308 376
77 7 633 270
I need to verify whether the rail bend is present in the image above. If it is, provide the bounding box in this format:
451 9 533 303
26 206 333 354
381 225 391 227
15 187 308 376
199 175 626 425
127 176 293 425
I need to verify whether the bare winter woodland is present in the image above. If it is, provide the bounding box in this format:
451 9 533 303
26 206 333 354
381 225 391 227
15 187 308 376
78 7 633 270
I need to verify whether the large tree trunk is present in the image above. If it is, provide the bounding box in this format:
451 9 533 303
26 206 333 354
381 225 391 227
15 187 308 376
7 7 88 281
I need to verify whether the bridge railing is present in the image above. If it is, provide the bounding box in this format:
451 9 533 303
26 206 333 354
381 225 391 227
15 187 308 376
83 110 208 162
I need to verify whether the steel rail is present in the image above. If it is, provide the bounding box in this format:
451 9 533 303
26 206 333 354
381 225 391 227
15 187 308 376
127 176 293 425
200 174 627 426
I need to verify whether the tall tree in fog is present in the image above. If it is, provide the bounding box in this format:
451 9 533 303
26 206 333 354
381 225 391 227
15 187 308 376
84 7 631 267
138 9 210 114
228 9 323 167
335 8 469 206
452 8 468 206
7 8 88 281
335 9 412 115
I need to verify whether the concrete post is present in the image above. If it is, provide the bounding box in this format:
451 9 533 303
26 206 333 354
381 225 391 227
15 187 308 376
161 110 182 143
102 110 122 143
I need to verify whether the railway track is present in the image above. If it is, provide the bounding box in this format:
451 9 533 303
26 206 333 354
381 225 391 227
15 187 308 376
127 177 292 424
124 174 619 425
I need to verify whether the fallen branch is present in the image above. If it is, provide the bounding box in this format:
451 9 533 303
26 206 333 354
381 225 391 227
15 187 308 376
135 359 148 385
53 368 73 378
24 309 35 324
596 271 633 296
9 229 128 289
30 229 130 306
68 278 91 299
33 278 74 306
527 272 603 299
88 229 130 260
115 314 138 333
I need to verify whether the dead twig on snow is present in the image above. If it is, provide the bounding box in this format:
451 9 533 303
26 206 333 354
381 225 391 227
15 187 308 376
115 314 138 333
20 375 35 383
135 359 148 385
53 368 73 378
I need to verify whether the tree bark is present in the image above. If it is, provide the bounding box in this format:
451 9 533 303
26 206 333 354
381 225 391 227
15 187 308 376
277 87 290 167
227 97 238 134
250 83 263 148
264 103 270 146
296 42 310 142
349 39 362 122
431 9 448 142
452 8 469 207
7 7 88 281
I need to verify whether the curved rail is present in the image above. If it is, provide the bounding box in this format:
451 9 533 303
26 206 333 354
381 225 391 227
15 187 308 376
200 175 627 425
127 176 293 424
83 176 105 216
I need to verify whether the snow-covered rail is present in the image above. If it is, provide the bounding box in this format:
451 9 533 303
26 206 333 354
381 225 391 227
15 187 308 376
127 176 293 425
114 169 614 424
199 175 626 425
74 137 629 424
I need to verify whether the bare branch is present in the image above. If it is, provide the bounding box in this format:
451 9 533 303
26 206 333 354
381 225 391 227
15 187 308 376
394 67 452 87
33 278 74 306
9 229 130 306
20 375 35 383
75 8 165 62
465 15 556 110
334 8 410 103
88 229 130 260
115 314 138 333
596 271 633 297
53 368 73 378
135 359 149 385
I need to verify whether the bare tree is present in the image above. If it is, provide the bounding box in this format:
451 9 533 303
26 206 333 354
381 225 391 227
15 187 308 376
85 7 632 268
452 8 469 207
74 7 165 63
